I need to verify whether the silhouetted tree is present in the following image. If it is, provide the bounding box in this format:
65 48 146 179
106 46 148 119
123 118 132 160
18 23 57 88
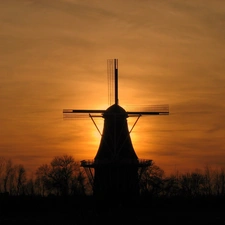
35 163 56 196
24 177 35 196
213 168 225 196
35 155 86 196
162 174 180 197
15 164 27 195
0 157 6 193
203 165 213 196
3 159 13 194
139 161 165 197
0 158 27 195
178 170 205 197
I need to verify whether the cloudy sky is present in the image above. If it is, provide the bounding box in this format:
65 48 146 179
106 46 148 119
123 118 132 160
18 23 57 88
1 0 225 175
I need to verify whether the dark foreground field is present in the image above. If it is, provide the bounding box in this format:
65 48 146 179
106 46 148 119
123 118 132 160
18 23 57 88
0 195 225 225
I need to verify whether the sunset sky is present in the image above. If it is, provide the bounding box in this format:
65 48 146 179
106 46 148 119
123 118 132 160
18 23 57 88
1 0 225 176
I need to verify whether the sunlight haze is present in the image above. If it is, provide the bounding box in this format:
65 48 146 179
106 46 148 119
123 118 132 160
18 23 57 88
1 0 225 176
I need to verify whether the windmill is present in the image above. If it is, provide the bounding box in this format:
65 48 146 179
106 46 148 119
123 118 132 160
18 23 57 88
63 59 169 205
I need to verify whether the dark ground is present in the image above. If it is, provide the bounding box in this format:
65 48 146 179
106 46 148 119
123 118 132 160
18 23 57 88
0 195 225 225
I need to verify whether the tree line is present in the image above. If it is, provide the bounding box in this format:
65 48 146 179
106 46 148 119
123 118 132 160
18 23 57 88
0 155 225 198
0 155 86 197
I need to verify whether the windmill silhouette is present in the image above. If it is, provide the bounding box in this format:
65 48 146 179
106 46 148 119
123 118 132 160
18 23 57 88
63 59 169 205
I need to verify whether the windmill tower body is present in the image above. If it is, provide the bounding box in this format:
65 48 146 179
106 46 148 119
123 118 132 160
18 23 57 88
94 104 139 199
63 59 169 202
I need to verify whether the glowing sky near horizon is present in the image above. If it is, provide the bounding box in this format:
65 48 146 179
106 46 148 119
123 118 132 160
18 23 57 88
1 0 225 175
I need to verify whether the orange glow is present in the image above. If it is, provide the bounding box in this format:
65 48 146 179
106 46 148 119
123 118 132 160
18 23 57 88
1 0 225 177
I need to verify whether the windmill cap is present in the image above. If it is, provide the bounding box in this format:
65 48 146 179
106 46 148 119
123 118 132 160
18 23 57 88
103 104 128 117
